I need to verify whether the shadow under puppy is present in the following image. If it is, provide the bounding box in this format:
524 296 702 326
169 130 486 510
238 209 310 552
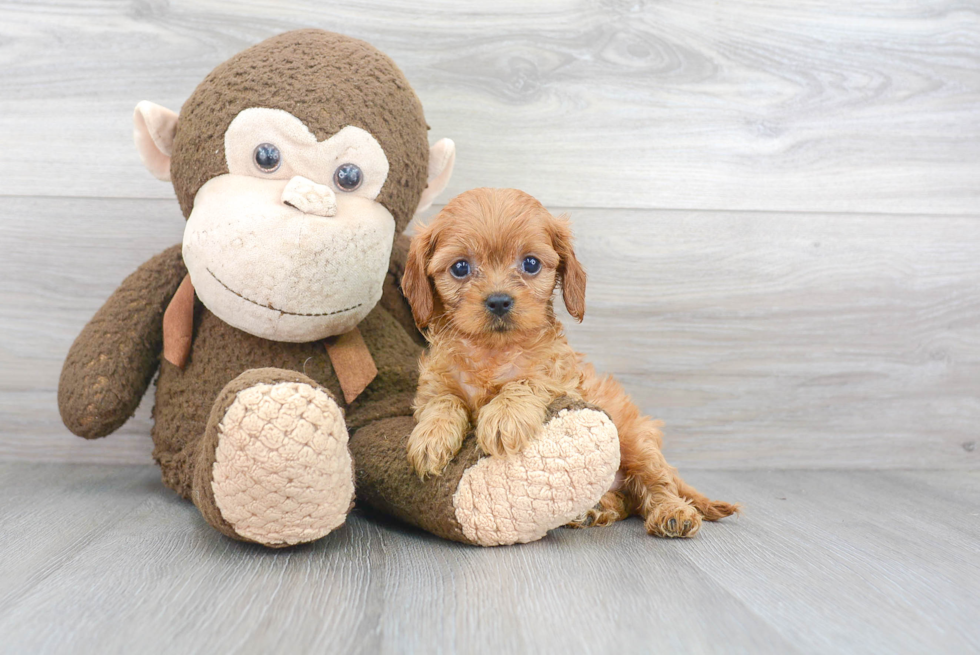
402 188 738 537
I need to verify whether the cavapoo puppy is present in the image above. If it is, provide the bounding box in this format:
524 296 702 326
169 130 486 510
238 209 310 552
401 188 737 537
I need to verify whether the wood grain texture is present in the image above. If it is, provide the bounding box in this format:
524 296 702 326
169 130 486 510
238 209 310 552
0 1 978 213
559 206 980 469
4 196 978 469
0 196 184 464
676 468 980 654
0 463 976 654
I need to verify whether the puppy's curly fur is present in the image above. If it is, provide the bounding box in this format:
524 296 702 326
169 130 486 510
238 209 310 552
402 188 738 537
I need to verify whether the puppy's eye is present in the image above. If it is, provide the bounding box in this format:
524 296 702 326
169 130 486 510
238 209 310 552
253 143 281 172
450 260 471 279
334 163 363 191
521 256 541 275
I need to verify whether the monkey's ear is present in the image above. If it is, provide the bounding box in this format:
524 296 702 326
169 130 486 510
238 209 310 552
401 225 436 328
414 138 456 215
550 214 587 322
133 101 179 182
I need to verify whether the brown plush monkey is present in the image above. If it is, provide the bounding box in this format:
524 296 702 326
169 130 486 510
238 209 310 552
58 30 620 548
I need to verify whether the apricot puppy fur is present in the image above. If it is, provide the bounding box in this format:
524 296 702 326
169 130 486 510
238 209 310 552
402 188 738 537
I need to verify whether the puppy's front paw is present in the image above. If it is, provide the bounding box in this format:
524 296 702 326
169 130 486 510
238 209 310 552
476 400 545 458
407 418 466 479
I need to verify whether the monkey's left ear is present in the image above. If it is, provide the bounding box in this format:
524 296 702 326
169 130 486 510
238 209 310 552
414 138 456 215
133 101 179 182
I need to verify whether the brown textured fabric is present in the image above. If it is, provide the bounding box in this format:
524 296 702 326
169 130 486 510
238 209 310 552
59 244 186 438
349 417 485 544
162 274 195 368
324 327 378 404
152 300 420 500
190 371 259 542
545 396 604 420
382 233 426 345
191 368 340 545
169 29 429 235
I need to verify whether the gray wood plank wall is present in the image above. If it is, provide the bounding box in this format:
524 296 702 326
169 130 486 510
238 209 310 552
1 1 978 469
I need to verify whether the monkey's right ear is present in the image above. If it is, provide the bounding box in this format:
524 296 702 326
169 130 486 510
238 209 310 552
414 138 455 215
133 101 179 182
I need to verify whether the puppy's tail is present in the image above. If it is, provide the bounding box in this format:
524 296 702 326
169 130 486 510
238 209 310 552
674 474 741 521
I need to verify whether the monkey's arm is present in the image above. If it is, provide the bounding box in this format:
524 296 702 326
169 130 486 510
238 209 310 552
58 244 187 439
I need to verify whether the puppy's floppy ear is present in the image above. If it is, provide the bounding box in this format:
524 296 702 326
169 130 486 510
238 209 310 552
549 213 587 322
402 224 437 328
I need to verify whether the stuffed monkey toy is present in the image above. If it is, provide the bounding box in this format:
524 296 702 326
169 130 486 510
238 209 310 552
58 30 620 548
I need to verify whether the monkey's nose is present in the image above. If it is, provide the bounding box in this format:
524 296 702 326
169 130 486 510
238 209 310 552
281 176 337 217
485 293 514 317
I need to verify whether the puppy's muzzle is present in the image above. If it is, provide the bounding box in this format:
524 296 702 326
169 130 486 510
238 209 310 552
485 293 514 317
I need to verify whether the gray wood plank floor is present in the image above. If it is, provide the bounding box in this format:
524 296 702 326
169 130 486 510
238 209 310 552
0 463 976 655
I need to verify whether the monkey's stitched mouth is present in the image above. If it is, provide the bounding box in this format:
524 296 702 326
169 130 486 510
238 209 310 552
206 268 362 317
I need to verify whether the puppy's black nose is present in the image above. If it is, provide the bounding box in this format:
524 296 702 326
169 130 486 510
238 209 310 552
485 293 514 317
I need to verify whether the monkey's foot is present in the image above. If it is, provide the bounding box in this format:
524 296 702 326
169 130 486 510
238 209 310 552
453 402 620 546
192 368 354 547
349 397 619 547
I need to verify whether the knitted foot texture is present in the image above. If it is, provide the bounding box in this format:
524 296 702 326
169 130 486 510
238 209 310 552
209 379 354 547
453 407 620 546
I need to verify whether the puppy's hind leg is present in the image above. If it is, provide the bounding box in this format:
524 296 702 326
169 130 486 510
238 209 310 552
674 474 741 521
580 367 739 537
624 454 703 538
622 425 740 537
581 369 702 538
567 490 630 528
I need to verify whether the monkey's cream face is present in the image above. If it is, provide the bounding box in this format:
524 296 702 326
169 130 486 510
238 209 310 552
182 108 395 342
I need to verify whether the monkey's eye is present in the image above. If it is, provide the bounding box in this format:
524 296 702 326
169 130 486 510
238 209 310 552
521 256 542 275
334 163 363 191
253 143 281 172
450 260 471 279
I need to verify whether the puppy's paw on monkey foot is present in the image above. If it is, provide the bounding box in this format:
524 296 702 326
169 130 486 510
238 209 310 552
407 420 466 479
644 502 702 538
475 402 545 458
454 406 620 546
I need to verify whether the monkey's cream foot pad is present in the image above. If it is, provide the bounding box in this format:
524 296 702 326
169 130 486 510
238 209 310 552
453 408 620 546
208 378 354 547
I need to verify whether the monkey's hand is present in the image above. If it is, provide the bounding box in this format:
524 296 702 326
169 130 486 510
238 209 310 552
407 394 470 479
58 244 186 439
476 381 552 458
